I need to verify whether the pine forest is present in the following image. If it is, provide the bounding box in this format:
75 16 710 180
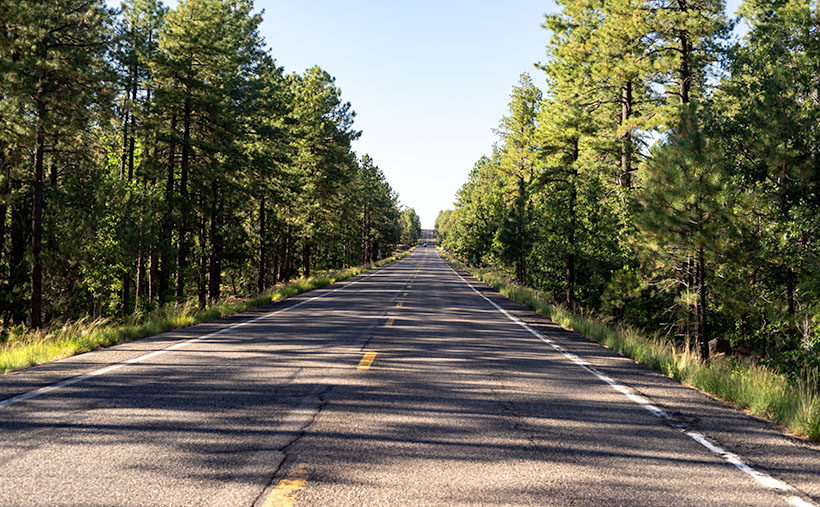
0 0 422 334
437 0 820 383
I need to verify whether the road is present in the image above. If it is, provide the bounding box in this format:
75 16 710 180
1 229 819 506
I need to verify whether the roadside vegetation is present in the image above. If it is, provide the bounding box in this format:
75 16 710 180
442 250 820 442
437 1 819 438
0 2 422 337
1 248 414 375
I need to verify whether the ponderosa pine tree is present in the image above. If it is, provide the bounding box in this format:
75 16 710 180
289 66 360 277
710 0 820 352
494 74 541 283
1 0 114 327
634 0 731 359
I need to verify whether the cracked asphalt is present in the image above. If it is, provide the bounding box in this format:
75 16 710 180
1 230 819 506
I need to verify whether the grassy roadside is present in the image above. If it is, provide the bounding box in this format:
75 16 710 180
0 248 416 375
439 249 820 442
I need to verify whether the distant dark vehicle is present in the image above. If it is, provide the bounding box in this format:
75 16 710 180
422 242 427 247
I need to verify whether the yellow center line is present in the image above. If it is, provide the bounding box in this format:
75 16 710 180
264 464 309 507
357 351 377 370
385 318 394 327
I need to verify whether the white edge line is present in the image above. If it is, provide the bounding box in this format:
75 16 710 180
0 251 420 409
440 252 815 507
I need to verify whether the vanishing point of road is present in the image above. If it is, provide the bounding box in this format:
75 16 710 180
1 231 819 506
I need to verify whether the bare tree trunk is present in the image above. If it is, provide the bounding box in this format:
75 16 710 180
302 241 311 278
620 80 633 188
136 241 146 303
127 68 137 181
282 228 291 283
176 94 192 300
149 242 157 303
158 113 176 307
31 117 45 328
697 247 709 362
679 24 691 106
257 197 266 293
0 146 7 270
208 182 222 303
120 108 129 178
198 193 207 309
566 139 579 310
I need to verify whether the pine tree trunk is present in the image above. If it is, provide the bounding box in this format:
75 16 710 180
208 181 222 303
679 25 691 106
0 147 7 270
786 268 796 316
516 176 526 283
566 139 579 310
698 247 709 361
149 242 157 303
120 108 129 179
685 256 693 350
177 95 192 300
282 229 291 283
127 67 137 181
257 197 266 293
122 268 131 315
361 205 368 265
158 113 176 307
0 201 5 271
0 137 7 272
136 241 146 303
620 80 633 188
303 241 311 278
198 193 207 309
31 119 45 328
9 201 28 325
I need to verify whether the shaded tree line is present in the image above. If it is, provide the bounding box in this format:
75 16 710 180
438 0 819 376
0 0 420 329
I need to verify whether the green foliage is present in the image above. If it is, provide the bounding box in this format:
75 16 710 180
441 0 818 407
442 250 820 441
0 248 414 374
0 0 411 339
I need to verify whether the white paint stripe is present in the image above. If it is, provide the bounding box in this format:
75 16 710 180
440 252 815 507
0 251 421 410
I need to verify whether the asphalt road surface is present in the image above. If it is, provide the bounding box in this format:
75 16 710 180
1 230 819 506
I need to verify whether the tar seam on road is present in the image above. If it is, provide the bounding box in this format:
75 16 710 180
439 251 816 507
0 250 422 410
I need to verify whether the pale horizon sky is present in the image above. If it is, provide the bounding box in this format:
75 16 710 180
165 0 744 228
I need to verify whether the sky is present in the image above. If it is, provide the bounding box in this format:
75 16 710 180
166 0 745 228
256 1 556 228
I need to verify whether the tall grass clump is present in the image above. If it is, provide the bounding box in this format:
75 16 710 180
439 249 820 442
0 248 414 375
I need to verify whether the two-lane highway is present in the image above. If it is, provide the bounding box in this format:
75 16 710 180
1 231 819 506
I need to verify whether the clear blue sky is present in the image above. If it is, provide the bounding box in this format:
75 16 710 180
165 0 744 228
256 1 557 228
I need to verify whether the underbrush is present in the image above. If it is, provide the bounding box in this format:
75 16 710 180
441 250 820 442
0 249 413 375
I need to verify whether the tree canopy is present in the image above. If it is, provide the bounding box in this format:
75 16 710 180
438 0 820 375
0 0 418 329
